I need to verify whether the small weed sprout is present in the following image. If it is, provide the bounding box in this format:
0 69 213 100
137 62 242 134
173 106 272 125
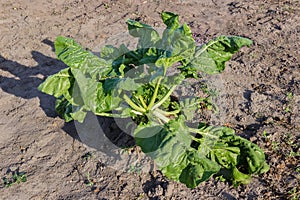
2 169 27 187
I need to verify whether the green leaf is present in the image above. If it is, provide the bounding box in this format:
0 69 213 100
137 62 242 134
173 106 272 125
222 133 269 175
158 13 196 68
134 115 263 188
70 68 100 111
134 122 168 152
104 77 141 93
206 128 269 185
95 90 121 114
53 37 123 117
100 45 132 73
70 68 120 114
197 126 234 156
231 166 252 185
179 97 199 121
138 47 163 65
192 125 269 186
133 79 172 110
70 106 87 123
127 20 160 49
54 96 87 123
161 12 180 30
219 166 252 186
55 96 74 122
55 36 111 79
209 143 240 169
179 152 220 188
178 65 198 78
134 117 192 181
100 45 122 61
38 68 73 98
38 67 90 122
134 117 221 186
161 73 185 89
189 35 253 74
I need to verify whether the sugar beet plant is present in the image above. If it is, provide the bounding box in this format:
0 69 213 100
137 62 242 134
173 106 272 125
39 12 269 188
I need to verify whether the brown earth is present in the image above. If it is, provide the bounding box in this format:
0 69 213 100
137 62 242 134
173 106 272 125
0 0 299 199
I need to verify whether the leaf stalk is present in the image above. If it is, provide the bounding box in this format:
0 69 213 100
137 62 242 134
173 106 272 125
152 85 177 110
147 77 162 110
188 127 219 139
123 94 146 113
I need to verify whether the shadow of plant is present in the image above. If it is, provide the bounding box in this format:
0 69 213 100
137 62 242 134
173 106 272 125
0 40 65 117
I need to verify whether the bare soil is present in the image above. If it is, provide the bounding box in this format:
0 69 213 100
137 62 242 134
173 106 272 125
0 0 299 199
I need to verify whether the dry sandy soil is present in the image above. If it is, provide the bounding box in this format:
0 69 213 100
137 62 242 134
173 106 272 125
0 0 299 199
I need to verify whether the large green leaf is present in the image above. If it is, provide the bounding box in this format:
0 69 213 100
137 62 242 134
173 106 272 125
157 12 196 68
188 35 253 74
70 68 99 111
197 126 235 156
99 45 129 62
55 36 112 79
104 78 141 92
134 118 191 181
204 127 269 185
179 151 220 188
38 68 73 98
221 133 270 175
38 67 87 122
134 117 220 185
39 36 122 122
209 143 240 169
127 20 160 49
70 68 123 114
